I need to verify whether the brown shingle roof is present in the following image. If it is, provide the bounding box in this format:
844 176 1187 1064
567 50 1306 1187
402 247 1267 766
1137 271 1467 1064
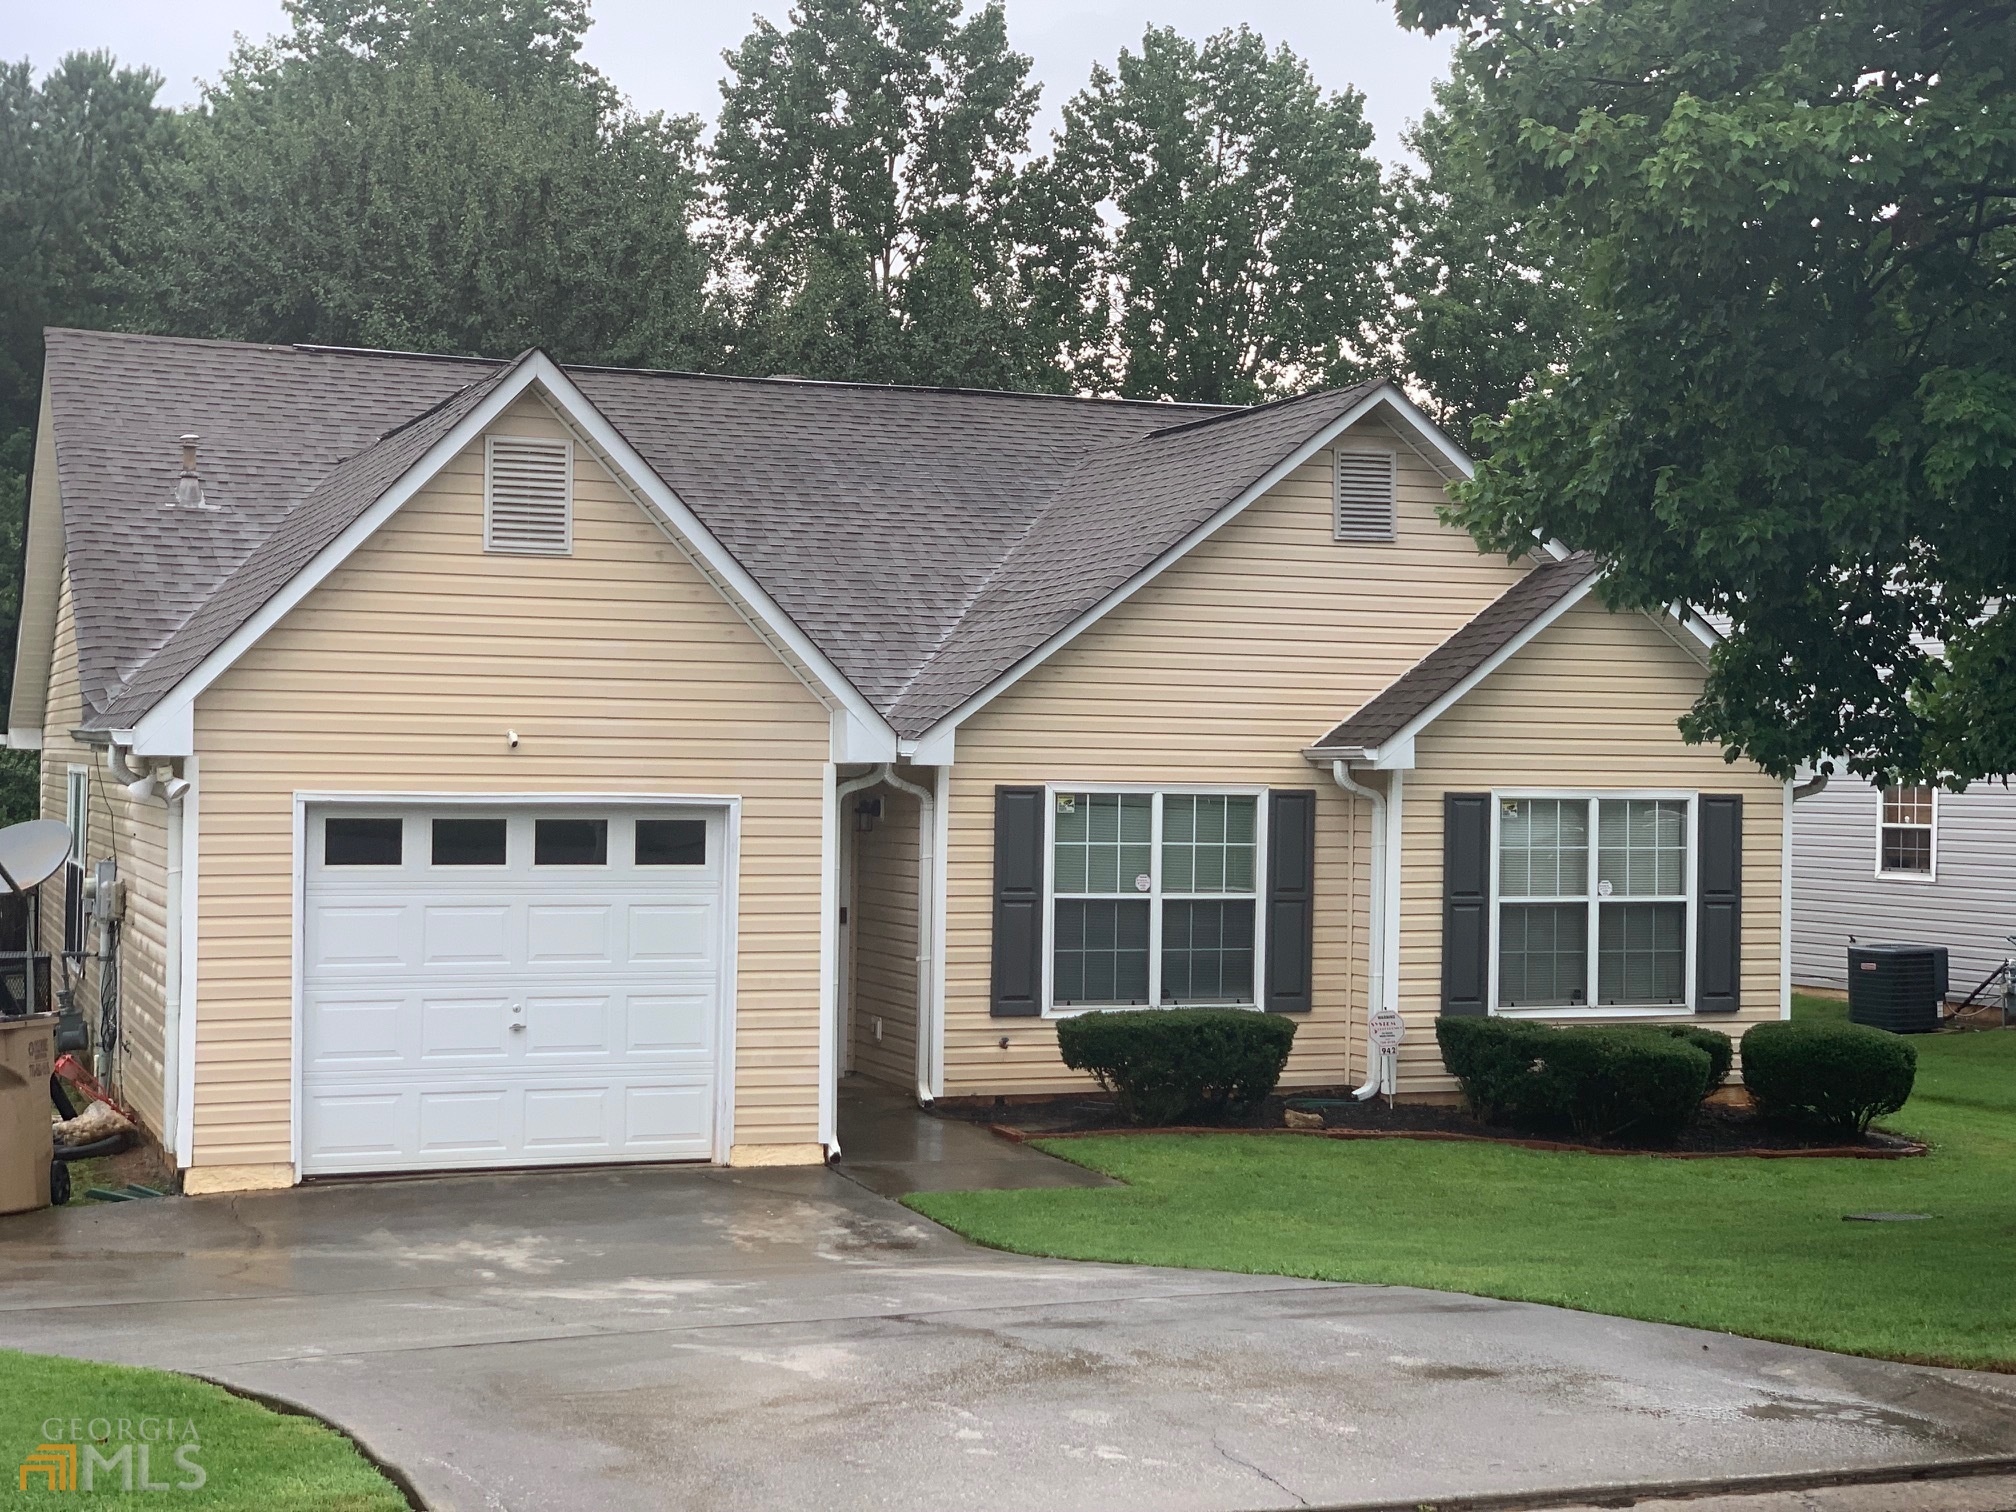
41 329 1397 737
1309 553 1602 754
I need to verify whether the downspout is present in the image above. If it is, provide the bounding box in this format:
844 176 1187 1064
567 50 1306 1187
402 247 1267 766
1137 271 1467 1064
162 778 184 1160
1784 769 1829 1023
880 765 939 1106
106 741 156 800
1330 761 1389 1101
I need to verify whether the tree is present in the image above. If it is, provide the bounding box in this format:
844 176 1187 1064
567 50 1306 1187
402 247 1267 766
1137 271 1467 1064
1389 64 1574 447
123 0 719 370
1033 26 1390 404
713 0 1057 388
1396 0 2016 784
0 52 174 705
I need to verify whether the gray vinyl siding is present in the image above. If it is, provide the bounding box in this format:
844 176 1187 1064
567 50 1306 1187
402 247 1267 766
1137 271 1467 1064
1792 775 2016 998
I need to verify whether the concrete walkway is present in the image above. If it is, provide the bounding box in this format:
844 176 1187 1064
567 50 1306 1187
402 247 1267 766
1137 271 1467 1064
833 1075 1116 1198
2 1159 2013 1511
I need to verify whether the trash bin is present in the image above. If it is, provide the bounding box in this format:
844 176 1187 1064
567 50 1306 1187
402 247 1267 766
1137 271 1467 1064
0 1013 55 1214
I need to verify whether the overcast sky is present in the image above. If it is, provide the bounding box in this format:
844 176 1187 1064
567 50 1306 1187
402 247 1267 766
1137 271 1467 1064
13 0 1453 164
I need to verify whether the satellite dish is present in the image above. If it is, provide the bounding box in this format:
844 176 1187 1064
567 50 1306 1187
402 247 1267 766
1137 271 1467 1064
0 820 74 893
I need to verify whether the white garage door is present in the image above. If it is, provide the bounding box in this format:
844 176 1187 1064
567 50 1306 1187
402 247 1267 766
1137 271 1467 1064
300 804 728 1175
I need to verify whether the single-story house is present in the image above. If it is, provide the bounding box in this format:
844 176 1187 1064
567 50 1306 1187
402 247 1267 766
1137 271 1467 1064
11 329 1791 1193
1794 774 2016 1003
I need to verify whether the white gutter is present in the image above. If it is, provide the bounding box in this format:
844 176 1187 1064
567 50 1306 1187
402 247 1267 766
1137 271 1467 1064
1329 761 1399 1100
879 765 942 1105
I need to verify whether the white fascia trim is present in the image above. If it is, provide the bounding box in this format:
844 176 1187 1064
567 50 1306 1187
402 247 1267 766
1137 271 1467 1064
1373 386 1475 482
128 352 894 757
914 384 1460 747
6 727 42 750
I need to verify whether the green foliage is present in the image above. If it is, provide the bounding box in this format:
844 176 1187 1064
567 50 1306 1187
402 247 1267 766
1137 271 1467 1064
1389 65 1574 448
121 0 719 369
1741 1020 1917 1135
1395 0 2016 783
0 54 171 711
1645 1022 1733 1093
1032 26 1389 403
0 749 36 827
713 0 1057 388
0 51 172 438
1056 1008 1296 1126
1436 1016 1713 1142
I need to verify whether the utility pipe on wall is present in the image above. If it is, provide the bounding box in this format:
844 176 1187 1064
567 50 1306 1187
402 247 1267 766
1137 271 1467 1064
1330 761 1391 1101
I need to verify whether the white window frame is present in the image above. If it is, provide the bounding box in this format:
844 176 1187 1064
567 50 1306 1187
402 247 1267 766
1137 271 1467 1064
65 765 88 863
1488 789 1699 1020
483 434 574 557
1874 784 1938 882
1040 783 1270 1018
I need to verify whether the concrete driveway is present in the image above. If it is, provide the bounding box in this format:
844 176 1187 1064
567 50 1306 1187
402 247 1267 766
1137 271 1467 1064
2 1161 2014 1512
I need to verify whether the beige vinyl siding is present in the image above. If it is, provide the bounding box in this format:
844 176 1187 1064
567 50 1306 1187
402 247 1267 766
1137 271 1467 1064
187 393 832 1169
37 568 173 1140
848 783 920 1088
943 417 1528 1096
1397 599 1785 1092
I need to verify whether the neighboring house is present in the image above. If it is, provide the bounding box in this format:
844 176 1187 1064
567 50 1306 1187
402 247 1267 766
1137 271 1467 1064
1794 775 2016 1001
9 329 1789 1194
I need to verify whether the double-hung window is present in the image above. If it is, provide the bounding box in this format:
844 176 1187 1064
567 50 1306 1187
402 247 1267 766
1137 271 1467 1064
1049 790 1261 1011
1496 795 1691 1012
1877 785 1935 878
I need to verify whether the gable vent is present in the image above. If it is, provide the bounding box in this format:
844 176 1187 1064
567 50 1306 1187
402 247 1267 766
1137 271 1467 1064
485 436 572 555
1333 449 1397 542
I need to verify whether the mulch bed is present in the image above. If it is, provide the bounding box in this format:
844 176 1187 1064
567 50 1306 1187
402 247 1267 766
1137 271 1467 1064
945 1088 1925 1160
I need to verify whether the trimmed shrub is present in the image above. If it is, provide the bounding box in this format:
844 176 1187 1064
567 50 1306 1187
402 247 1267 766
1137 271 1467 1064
1057 1008 1297 1126
1437 1016 1715 1142
1435 1016 1548 1124
1643 1023 1733 1092
1741 1020 1917 1135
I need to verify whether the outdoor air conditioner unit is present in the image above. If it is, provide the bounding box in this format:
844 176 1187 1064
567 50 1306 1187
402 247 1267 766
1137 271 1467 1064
1847 943 1947 1034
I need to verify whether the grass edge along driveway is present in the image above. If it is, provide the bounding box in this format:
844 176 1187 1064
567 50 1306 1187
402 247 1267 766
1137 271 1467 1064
0 1348 406 1509
908 998 2016 1372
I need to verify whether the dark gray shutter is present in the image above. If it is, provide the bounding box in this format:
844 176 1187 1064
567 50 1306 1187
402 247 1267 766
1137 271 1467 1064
1442 792 1491 1016
990 786 1045 1017
1696 794 1742 1014
1264 789 1315 1013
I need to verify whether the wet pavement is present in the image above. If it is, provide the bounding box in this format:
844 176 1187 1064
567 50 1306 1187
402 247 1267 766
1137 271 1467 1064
1 1127 2013 1511
832 1075 1117 1199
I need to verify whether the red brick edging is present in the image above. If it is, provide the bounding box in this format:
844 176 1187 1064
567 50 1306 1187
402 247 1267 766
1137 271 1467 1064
988 1122 1927 1161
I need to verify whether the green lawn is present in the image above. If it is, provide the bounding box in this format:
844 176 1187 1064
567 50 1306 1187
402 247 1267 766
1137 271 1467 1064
909 996 2016 1371
0 1349 406 1508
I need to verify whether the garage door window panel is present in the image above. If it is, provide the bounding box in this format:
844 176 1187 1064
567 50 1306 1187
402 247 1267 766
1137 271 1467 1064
536 818 608 866
326 817 404 867
636 819 707 866
432 818 507 867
